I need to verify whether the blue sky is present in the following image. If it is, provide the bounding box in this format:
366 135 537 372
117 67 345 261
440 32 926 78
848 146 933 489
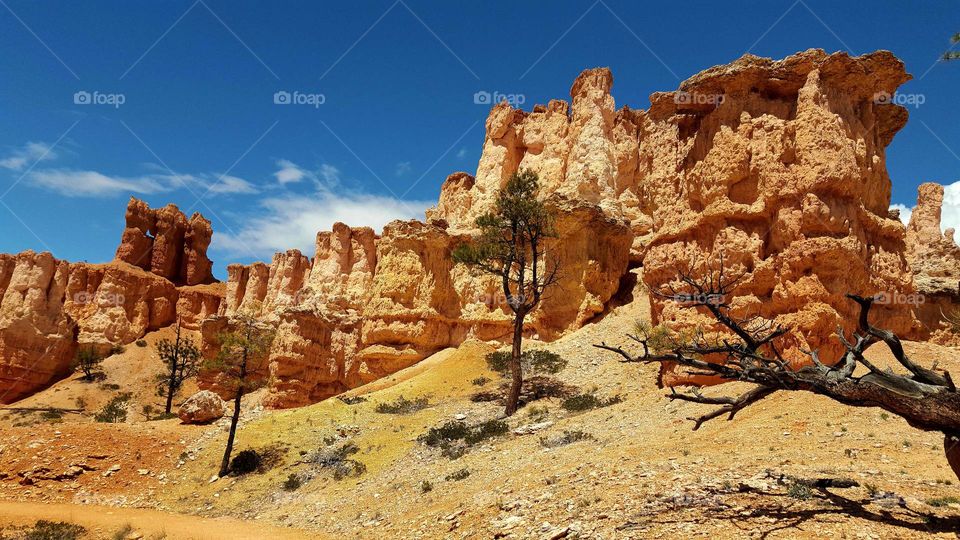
1 0 958 279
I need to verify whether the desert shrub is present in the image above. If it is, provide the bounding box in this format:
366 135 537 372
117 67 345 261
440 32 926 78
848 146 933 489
471 376 490 386
420 419 509 458
95 393 131 423
135 339 147 347
306 441 366 479
561 392 622 412
445 468 471 481
375 395 429 414
927 496 960 507
229 446 285 476
539 430 595 448
73 347 103 381
23 520 85 540
787 482 812 500
337 395 366 405
419 480 433 493
40 410 63 422
230 449 262 475
486 349 566 377
282 473 303 491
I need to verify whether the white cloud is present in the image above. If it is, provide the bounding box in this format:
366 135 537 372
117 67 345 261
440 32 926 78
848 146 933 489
0 142 58 171
214 184 431 258
395 161 412 176
273 159 308 185
26 168 258 197
456 147 467 159
318 163 341 185
28 169 170 196
891 180 960 233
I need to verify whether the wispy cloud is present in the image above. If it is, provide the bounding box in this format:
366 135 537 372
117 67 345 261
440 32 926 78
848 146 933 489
214 174 430 258
456 147 467 159
395 161 412 176
0 142 58 171
25 168 258 197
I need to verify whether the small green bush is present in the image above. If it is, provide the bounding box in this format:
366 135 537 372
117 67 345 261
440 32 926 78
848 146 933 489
419 479 433 493
375 395 429 414
307 441 366 480
337 395 366 405
927 496 960 507
486 349 566 377
95 393 132 423
420 419 509 458
135 339 148 347
23 520 85 540
445 468 470 481
73 346 104 381
283 473 303 491
787 482 812 500
561 392 623 412
540 430 595 448
471 376 490 386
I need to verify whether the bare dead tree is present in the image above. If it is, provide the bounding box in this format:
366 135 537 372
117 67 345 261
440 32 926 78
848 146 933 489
595 262 960 481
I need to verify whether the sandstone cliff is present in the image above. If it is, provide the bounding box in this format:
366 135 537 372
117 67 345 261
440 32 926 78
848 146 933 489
0 199 222 403
428 49 922 384
205 197 632 408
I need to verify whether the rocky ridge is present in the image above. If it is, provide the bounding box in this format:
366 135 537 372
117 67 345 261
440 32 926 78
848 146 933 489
0 200 222 403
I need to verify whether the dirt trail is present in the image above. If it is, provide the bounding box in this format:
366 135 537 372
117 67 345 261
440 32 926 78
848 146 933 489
0 501 319 539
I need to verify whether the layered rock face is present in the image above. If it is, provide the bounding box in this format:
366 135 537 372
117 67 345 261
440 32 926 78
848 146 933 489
115 197 215 286
905 182 960 343
428 49 921 384
206 202 631 408
0 200 222 403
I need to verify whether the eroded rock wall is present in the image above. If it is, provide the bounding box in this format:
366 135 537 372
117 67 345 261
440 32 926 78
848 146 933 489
427 49 922 385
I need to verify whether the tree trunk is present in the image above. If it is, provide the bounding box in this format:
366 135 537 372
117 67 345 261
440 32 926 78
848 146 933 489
163 366 176 415
945 433 960 482
505 312 524 416
218 387 244 478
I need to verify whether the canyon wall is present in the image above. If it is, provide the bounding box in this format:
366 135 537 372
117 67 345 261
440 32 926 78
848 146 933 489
204 198 632 408
3 49 957 406
0 199 221 403
427 49 923 384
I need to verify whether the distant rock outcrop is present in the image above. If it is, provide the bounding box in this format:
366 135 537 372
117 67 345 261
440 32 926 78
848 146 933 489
115 197 215 286
905 182 960 344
